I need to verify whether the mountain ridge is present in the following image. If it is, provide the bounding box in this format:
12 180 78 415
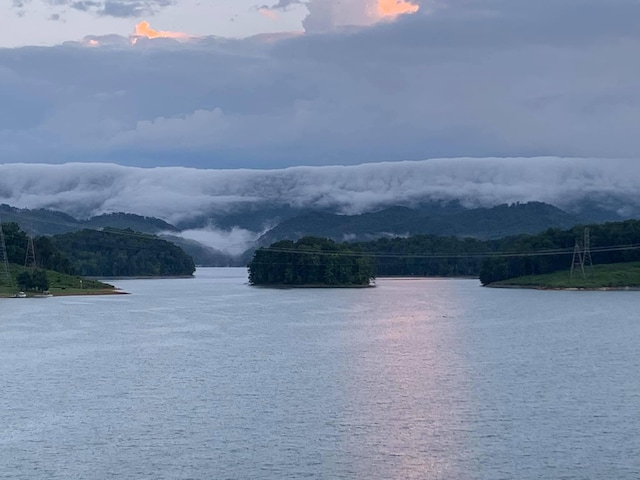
0 200 632 267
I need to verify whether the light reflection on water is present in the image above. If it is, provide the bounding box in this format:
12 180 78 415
338 279 473 479
1 269 639 479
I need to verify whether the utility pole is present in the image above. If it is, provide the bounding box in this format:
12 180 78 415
0 214 11 286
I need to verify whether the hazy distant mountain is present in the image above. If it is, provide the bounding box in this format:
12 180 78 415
83 213 178 234
255 202 582 246
0 205 81 235
0 205 178 236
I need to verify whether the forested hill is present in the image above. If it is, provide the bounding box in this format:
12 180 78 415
255 202 581 246
1 222 75 274
249 237 375 287
250 220 640 284
479 220 640 285
0 204 178 235
51 228 195 277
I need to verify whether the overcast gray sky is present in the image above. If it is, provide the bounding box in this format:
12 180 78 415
1 0 639 168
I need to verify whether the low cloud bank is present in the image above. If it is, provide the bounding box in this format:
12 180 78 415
1 158 639 225
175 226 263 257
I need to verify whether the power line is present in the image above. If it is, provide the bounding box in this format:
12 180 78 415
570 227 594 279
256 242 640 260
4 206 640 261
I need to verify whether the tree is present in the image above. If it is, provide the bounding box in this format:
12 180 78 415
31 269 49 291
16 271 33 291
248 237 375 286
15 269 49 291
51 228 196 277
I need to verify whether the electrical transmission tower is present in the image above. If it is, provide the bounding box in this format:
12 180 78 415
570 238 584 279
582 227 593 270
0 214 11 286
570 228 593 280
24 229 37 269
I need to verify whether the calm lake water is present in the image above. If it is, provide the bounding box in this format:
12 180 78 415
1 268 639 479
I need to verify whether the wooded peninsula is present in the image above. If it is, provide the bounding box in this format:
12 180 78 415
0 222 195 297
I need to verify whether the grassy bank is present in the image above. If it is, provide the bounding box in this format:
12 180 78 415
489 262 640 289
0 264 120 298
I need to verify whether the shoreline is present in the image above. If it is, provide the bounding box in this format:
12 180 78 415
252 283 375 289
487 284 640 291
86 275 194 280
0 289 129 299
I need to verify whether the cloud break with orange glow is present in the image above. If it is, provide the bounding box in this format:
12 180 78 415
130 21 194 44
377 0 420 18
258 7 279 20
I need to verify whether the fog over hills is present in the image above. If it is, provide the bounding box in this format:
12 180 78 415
1 158 639 259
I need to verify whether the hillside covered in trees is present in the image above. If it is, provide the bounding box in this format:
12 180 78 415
360 220 640 285
1 221 196 279
249 220 640 287
248 237 375 287
1 222 76 274
51 228 195 277
478 220 640 285
0 221 108 296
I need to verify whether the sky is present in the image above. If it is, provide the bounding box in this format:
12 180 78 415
1 0 640 168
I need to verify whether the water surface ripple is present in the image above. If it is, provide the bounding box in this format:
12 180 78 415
1 269 639 479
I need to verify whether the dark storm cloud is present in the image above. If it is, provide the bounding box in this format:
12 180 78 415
1 0 640 167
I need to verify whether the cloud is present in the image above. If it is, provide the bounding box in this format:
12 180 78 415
258 0 304 14
176 226 264 256
100 1 168 18
266 0 303 10
2 159 640 226
2 0 640 167
130 20 194 43
14 0 174 18
257 0 421 32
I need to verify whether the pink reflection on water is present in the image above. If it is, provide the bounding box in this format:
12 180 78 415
338 278 474 479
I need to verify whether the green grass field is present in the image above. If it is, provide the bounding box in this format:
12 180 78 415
492 262 640 289
0 264 118 298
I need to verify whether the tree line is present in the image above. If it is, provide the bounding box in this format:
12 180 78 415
52 228 195 277
357 221 640 284
249 220 640 286
478 220 640 284
248 237 375 286
1 222 195 278
1 222 76 274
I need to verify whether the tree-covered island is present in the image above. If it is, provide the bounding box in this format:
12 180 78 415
248 237 375 287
